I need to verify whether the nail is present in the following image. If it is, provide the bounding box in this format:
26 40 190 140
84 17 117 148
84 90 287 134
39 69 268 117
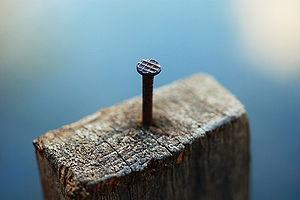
137 59 161 127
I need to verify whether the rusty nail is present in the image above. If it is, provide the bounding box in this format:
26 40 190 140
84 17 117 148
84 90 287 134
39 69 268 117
136 59 161 127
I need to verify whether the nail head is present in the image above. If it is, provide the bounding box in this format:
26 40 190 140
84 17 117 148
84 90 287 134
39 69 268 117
137 59 161 76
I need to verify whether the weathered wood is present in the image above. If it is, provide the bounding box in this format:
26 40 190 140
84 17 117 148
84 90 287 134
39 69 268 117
33 73 250 200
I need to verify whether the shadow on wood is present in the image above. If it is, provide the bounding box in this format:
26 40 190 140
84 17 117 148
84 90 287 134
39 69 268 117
33 74 250 200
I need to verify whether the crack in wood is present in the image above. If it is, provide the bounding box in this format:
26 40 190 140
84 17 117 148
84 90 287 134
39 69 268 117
102 140 133 173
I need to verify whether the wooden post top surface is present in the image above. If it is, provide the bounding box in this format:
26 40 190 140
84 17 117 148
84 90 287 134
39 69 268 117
33 73 246 195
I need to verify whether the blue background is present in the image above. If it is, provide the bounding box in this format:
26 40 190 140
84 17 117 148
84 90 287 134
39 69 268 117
0 1 299 199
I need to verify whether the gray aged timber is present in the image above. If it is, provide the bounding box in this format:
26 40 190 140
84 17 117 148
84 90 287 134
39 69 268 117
33 74 250 200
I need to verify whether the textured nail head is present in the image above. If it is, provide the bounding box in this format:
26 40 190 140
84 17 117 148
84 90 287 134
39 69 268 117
137 59 161 76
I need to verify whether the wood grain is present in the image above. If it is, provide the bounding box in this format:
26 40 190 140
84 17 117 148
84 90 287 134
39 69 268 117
33 73 250 200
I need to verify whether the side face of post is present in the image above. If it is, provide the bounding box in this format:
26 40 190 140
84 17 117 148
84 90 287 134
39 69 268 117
142 76 154 126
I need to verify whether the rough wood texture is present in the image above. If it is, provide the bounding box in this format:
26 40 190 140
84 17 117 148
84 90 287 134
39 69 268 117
34 73 250 200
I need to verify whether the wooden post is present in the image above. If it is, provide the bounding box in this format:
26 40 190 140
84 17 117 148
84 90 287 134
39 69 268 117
33 74 250 200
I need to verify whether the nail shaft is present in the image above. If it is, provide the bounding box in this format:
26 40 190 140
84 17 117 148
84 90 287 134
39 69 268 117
142 76 154 126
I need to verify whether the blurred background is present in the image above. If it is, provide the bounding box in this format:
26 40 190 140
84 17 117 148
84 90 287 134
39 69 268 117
0 0 299 199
